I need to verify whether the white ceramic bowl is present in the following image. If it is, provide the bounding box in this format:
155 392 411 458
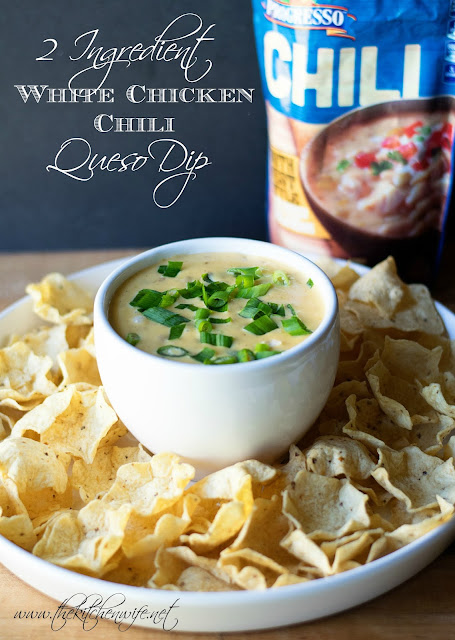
94 237 340 474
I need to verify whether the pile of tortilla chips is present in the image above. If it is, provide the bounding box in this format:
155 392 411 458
0 260 455 591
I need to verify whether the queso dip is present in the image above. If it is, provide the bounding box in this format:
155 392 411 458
109 252 324 364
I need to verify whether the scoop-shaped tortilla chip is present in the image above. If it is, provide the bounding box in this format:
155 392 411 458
12 385 118 464
372 446 455 511
282 470 371 540
26 273 93 325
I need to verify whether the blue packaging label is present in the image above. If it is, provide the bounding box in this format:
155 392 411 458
252 0 455 279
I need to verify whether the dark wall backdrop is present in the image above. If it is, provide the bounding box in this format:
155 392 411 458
0 0 267 251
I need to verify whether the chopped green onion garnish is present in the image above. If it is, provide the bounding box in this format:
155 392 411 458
125 332 140 346
236 283 272 299
244 315 278 336
158 261 183 277
336 158 350 172
387 150 407 165
207 290 231 310
227 267 262 279
371 160 393 176
236 274 255 288
160 291 180 308
157 345 188 357
269 303 286 316
282 316 312 336
195 319 212 333
175 303 201 311
272 270 290 286
255 343 272 352
202 273 214 283
191 347 215 363
306 278 314 288
419 125 432 136
179 280 203 299
200 332 233 348
212 355 238 365
169 324 185 340
287 304 297 316
129 289 162 310
210 317 232 324
238 348 256 362
142 307 190 327
239 298 272 319
195 308 211 320
255 349 282 359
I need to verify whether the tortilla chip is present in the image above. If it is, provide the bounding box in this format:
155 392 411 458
8 325 68 377
72 444 152 503
367 359 433 430
372 446 455 511
0 513 37 551
57 347 101 387
0 437 70 520
12 385 118 464
380 337 442 386
348 256 409 317
282 470 370 540
101 453 194 518
343 395 410 451
26 273 93 325
0 342 56 406
304 436 375 480
33 502 131 576
420 382 455 419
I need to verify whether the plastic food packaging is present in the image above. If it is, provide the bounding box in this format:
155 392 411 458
251 0 455 282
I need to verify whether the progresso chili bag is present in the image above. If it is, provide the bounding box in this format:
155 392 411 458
251 0 455 282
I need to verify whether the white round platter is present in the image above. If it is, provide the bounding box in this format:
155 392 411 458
0 257 454 633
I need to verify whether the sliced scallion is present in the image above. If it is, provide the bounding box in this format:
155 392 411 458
287 304 297 316
200 332 233 348
212 355 238 364
235 274 255 288
236 283 272 299
255 349 281 359
160 291 180 308
227 266 262 279
175 303 201 311
125 332 140 346
129 289 162 310
306 278 314 288
244 315 278 336
195 308 211 320
269 303 286 316
272 270 290 286
157 345 188 357
195 319 212 333
179 280 203 299
282 316 312 336
210 317 232 324
238 348 256 362
239 298 272 319
191 347 215 363
158 261 183 277
169 324 186 340
142 307 190 327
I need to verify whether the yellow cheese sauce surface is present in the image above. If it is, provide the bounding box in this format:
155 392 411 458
109 252 325 363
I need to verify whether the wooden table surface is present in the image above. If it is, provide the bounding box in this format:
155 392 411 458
0 249 455 640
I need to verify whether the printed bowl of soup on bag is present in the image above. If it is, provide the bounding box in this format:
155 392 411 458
300 96 455 260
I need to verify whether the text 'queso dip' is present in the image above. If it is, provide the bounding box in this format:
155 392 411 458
109 252 324 364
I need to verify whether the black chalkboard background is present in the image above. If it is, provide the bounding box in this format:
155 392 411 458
0 0 267 251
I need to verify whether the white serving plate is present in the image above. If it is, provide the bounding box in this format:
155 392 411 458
0 258 455 633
